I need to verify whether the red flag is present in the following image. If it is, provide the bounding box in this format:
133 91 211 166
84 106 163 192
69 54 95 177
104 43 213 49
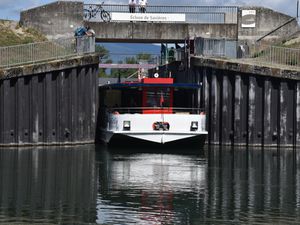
159 93 164 107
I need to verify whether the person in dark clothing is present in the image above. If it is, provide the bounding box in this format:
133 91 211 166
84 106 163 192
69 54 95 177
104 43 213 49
129 0 136 13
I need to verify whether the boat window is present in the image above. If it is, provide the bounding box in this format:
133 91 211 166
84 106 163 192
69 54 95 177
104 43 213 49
122 89 141 107
145 88 171 107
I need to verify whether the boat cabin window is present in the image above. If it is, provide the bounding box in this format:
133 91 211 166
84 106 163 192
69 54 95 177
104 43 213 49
144 88 172 108
121 89 141 107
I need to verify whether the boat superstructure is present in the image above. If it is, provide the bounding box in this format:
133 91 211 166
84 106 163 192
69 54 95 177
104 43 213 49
99 77 207 145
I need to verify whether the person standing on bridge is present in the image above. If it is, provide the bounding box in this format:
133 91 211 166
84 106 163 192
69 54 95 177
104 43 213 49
139 0 147 13
128 0 136 13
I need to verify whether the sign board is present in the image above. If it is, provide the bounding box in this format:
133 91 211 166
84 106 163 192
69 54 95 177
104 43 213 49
241 10 256 28
111 13 186 22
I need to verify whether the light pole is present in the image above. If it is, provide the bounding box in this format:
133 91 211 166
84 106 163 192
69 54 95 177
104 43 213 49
297 0 299 18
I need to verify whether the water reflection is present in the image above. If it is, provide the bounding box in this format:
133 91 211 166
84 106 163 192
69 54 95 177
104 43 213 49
205 146 300 224
0 145 300 224
96 146 206 225
96 145 300 225
0 145 97 224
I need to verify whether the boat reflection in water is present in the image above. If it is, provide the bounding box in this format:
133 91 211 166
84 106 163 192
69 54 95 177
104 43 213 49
0 145 97 224
96 145 207 224
96 145 300 225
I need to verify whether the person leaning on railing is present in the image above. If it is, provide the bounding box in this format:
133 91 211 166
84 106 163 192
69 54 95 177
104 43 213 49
86 26 95 37
74 26 94 37
129 0 136 13
74 26 95 53
139 0 147 13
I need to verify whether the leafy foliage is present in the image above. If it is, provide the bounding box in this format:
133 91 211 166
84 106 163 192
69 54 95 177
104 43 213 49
96 44 112 77
111 57 137 78
97 49 154 78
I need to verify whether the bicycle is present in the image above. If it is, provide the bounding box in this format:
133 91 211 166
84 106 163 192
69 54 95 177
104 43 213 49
84 2 111 22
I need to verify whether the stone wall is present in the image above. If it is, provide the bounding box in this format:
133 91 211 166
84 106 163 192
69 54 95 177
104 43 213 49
20 1 83 39
238 7 299 43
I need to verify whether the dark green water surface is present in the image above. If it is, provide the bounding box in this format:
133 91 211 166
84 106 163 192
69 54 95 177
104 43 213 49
0 145 300 224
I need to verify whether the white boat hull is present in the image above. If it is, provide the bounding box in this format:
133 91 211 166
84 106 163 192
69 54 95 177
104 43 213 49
101 130 207 144
100 113 207 145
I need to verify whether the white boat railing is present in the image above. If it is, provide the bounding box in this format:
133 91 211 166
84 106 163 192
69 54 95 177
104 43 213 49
105 107 205 114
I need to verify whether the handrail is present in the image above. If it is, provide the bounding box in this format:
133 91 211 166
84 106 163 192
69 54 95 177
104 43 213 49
194 37 300 68
0 36 95 69
104 107 206 114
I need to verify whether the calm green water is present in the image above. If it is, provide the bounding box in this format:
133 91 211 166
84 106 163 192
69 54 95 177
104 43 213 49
0 145 300 224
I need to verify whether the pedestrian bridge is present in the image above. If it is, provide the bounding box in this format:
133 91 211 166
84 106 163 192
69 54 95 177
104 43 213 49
84 4 238 43
20 2 238 43
20 1 298 44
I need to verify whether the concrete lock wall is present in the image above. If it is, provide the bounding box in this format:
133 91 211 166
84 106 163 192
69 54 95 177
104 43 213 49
191 57 300 148
238 7 299 43
86 22 238 43
20 1 83 39
0 55 99 146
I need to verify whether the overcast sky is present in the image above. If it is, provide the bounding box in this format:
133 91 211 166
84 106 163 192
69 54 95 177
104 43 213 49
0 0 298 20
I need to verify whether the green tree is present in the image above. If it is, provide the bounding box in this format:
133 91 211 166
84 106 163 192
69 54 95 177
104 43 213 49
110 57 138 78
125 56 137 64
137 53 151 61
96 45 111 77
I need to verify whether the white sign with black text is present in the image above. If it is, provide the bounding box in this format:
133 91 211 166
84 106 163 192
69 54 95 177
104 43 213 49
241 10 256 28
111 13 186 22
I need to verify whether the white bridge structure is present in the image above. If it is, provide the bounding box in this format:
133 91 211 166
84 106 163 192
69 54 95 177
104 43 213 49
99 63 157 69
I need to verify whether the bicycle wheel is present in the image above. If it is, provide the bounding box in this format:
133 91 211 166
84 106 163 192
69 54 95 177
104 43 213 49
84 9 91 20
101 10 111 22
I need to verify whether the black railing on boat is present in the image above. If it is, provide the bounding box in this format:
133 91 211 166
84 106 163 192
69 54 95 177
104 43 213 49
105 107 206 114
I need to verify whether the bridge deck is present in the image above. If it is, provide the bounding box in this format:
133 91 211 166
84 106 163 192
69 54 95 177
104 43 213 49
99 63 157 69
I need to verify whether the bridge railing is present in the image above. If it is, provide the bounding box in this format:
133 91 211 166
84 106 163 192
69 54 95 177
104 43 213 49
249 45 300 68
0 36 95 69
194 37 300 69
84 4 238 24
194 37 241 58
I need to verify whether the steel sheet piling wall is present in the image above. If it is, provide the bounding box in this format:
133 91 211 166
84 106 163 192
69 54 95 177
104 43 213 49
197 66 300 148
297 83 300 146
234 75 249 145
264 80 272 145
0 64 98 146
221 72 233 145
210 71 221 144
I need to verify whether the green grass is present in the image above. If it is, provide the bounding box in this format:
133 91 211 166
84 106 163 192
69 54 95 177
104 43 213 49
0 20 47 47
